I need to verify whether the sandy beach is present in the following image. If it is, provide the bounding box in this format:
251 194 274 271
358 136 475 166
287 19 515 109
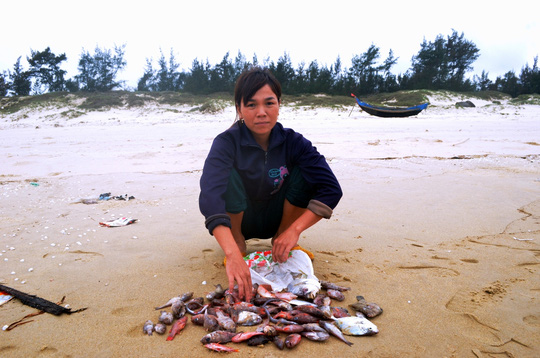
1 93 539 357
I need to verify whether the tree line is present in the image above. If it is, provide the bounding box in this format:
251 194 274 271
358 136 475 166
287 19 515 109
1 30 539 98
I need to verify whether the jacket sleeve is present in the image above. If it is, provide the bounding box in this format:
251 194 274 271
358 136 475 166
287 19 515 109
290 133 342 218
199 133 236 235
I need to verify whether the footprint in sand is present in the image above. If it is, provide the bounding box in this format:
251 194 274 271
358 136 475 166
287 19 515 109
523 315 540 327
398 265 460 277
460 258 479 263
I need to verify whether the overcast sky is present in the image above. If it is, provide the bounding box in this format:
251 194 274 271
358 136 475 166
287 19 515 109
2 0 538 89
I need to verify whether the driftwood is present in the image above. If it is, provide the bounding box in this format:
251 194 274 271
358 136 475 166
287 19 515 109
0 284 87 316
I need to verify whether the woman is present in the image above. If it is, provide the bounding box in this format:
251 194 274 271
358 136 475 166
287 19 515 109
199 67 342 301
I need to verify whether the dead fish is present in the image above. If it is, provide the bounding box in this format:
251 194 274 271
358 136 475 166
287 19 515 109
231 331 264 343
143 320 154 336
158 310 174 325
166 316 188 341
155 296 182 310
331 306 350 318
313 294 331 306
296 304 326 319
247 334 270 346
216 310 237 332
204 343 239 353
256 284 276 298
319 305 333 319
180 291 194 302
302 323 327 332
275 324 304 333
274 291 297 301
333 313 379 336
285 333 302 348
262 325 278 337
191 313 205 326
349 295 383 318
319 320 353 346
301 330 330 341
236 311 262 326
172 300 186 319
273 336 285 350
200 330 238 344
286 274 320 300
326 289 345 301
203 311 220 332
206 284 225 301
320 280 351 292
154 323 166 335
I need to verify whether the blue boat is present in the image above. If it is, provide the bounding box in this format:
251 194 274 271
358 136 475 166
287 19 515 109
352 94 428 117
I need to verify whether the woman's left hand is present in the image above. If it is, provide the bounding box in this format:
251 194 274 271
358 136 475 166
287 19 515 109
272 229 299 263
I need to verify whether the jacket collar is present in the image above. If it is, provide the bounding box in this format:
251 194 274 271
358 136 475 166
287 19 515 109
239 122 286 150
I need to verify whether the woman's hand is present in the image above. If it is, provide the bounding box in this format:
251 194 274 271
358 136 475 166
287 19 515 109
272 228 299 263
225 253 253 302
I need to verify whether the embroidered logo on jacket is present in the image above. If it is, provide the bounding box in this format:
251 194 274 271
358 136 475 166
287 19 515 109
269 166 289 194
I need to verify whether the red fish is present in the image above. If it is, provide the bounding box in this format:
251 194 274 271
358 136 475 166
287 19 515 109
275 324 304 333
166 316 188 341
231 331 264 343
204 343 239 352
284 333 302 348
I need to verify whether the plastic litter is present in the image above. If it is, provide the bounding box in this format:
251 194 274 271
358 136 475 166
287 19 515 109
245 250 320 293
99 217 138 227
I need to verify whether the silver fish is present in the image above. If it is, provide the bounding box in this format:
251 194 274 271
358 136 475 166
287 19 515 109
236 311 263 326
158 310 174 325
206 284 225 301
155 296 182 310
319 320 353 346
200 330 238 344
333 313 379 336
154 323 166 335
349 295 383 318
216 310 237 332
143 320 154 336
301 330 330 341
286 273 320 300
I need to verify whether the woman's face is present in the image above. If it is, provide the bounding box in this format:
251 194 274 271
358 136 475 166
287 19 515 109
237 84 280 147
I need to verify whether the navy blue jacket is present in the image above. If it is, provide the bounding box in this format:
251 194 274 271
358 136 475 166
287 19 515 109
199 121 342 235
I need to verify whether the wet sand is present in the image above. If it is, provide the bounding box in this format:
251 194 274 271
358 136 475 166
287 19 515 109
1 94 539 357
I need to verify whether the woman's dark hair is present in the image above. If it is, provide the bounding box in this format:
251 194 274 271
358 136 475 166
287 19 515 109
234 67 282 111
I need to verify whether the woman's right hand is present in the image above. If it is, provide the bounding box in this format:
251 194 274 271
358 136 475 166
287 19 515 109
225 254 253 302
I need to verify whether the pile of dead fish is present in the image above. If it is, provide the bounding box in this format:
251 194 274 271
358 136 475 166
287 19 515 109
143 280 383 352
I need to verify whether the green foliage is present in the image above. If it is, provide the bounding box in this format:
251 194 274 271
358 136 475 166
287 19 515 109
9 57 32 96
75 44 127 91
0 71 9 97
27 47 67 93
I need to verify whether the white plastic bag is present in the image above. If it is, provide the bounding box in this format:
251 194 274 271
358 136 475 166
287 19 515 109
245 250 320 296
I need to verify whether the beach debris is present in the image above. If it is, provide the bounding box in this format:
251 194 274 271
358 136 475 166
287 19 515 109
0 284 87 316
204 343 239 352
0 291 13 306
333 313 379 336
99 217 137 227
349 295 383 318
